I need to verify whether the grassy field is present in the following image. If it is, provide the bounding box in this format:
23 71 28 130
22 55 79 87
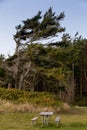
0 107 87 130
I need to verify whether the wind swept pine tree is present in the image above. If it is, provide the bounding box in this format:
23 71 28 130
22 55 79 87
12 7 65 90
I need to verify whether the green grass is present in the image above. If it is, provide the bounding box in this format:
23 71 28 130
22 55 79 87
0 107 87 130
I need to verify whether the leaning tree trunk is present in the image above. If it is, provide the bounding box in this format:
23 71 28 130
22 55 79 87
19 74 24 90
18 61 32 90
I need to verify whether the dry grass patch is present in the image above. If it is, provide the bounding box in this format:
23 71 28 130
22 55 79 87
0 99 71 113
0 99 54 113
62 102 71 111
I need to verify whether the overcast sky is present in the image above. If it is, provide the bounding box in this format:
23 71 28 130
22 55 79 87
0 0 87 57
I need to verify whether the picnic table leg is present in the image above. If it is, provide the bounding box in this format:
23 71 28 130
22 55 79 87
41 116 45 127
45 115 49 125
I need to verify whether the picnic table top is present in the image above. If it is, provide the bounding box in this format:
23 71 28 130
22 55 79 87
39 111 54 116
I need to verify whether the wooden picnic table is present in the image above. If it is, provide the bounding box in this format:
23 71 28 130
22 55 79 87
39 111 54 127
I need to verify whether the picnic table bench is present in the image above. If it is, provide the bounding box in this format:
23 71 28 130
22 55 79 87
31 116 38 125
55 116 60 127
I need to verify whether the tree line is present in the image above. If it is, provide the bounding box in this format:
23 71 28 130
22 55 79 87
0 7 87 103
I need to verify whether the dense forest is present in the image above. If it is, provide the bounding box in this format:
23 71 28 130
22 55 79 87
0 7 87 104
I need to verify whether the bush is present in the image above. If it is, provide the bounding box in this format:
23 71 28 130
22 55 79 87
75 97 87 106
0 88 62 107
